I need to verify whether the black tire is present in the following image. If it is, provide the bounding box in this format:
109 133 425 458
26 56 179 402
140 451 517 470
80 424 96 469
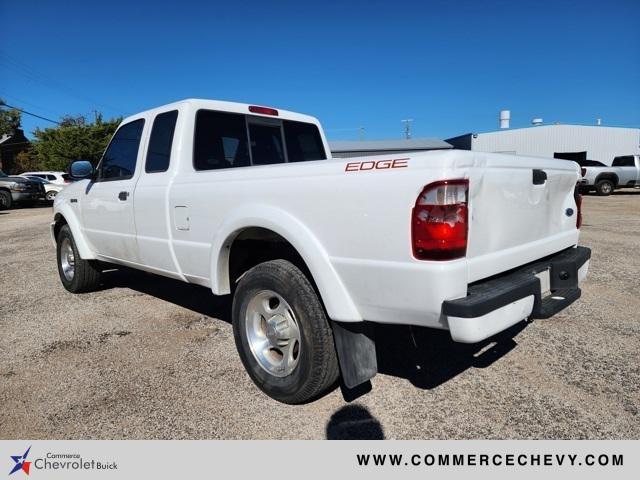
595 179 614 196
56 225 102 293
0 190 12 210
232 259 339 404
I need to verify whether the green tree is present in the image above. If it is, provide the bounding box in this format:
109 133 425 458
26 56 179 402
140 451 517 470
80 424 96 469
13 150 42 172
31 113 121 171
0 99 22 136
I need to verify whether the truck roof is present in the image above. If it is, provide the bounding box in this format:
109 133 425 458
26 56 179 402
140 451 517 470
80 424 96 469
122 98 321 126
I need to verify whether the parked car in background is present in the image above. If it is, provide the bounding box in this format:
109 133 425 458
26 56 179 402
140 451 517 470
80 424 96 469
0 170 46 209
580 155 640 195
20 171 72 186
23 175 64 202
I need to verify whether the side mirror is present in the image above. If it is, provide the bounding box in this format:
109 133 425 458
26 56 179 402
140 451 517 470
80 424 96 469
70 160 94 180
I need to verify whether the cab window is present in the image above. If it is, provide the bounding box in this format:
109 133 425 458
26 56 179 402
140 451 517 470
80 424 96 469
146 111 178 173
612 156 634 167
98 119 145 181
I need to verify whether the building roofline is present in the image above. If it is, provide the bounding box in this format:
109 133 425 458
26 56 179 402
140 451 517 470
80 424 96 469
452 123 640 138
329 138 452 152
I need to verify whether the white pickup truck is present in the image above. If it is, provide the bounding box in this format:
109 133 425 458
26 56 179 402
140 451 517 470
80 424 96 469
52 99 590 404
580 155 640 195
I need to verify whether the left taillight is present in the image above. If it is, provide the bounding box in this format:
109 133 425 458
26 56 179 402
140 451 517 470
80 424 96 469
574 184 583 229
412 179 468 261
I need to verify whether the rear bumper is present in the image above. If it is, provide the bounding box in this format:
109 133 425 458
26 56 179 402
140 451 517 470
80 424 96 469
443 246 591 343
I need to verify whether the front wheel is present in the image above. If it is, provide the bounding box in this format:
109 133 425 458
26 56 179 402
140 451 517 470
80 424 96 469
56 225 102 293
232 259 339 404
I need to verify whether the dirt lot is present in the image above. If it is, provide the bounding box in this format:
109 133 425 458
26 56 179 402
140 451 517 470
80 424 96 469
1 193 639 440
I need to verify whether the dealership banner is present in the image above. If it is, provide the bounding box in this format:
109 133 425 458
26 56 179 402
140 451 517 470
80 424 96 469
0 440 637 479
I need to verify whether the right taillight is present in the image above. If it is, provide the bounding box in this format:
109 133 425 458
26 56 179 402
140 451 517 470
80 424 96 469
412 179 468 261
574 184 583 229
580 167 587 177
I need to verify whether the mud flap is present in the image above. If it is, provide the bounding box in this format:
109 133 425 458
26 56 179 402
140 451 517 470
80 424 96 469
331 321 377 389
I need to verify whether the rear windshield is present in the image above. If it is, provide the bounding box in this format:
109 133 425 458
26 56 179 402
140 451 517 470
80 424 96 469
193 110 326 171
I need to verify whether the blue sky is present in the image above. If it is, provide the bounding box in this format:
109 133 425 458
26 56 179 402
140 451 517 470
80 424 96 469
1 0 638 140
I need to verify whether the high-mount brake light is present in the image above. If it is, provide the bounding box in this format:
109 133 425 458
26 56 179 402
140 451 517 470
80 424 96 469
412 179 469 261
248 105 279 116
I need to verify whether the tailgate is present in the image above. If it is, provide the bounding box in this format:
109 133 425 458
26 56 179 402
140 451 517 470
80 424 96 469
466 156 580 282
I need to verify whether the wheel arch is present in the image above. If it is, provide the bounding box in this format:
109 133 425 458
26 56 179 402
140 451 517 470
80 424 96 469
210 204 362 322
52 206 97 259
595 172 619 187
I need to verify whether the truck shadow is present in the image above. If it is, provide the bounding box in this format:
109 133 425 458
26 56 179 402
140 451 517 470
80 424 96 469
373 321 527 390
100 266 525 392
326 404 385 440
100 267 233 323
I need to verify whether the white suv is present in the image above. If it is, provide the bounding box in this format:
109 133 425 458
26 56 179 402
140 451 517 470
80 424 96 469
20 171 71 186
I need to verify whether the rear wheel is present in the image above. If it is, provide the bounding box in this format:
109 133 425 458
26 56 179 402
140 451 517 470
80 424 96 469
0 190 12 210
45 190 57 201
595 179 614 196
232 259 339 404
56 225 102 293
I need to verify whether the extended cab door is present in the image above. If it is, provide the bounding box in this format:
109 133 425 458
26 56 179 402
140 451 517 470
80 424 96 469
132 109 181 276
81 119 146 263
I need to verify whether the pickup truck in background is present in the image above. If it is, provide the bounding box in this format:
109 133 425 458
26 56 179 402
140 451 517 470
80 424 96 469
0 171 45 209
580 155 640 195
51 99 591 404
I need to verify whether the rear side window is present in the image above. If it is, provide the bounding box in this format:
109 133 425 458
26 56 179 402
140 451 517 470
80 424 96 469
612 156 635 167
146 110 178 173
47 175 56 180
283 120 326 162
194 110 250 170
99 119 145 181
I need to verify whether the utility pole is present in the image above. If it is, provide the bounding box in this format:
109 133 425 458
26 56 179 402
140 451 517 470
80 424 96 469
401 119 413 139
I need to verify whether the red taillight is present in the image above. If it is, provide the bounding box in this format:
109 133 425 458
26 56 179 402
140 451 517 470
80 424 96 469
248 105 279 116
580 167 586 177
412 179 468 260
574 184 583 229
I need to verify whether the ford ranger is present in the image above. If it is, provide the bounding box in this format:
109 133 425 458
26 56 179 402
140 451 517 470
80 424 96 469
51 99 591 404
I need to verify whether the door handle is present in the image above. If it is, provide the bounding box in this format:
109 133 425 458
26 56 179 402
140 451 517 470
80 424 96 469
118 191 129 201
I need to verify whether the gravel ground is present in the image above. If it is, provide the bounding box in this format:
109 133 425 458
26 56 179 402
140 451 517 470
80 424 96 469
0 193 639 440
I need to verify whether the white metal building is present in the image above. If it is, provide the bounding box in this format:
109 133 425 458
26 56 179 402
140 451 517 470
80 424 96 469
329 138 452 158
446 124 640 166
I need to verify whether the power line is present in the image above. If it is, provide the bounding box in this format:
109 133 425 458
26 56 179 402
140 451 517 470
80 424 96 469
0 101 60 125
0 50 127 115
